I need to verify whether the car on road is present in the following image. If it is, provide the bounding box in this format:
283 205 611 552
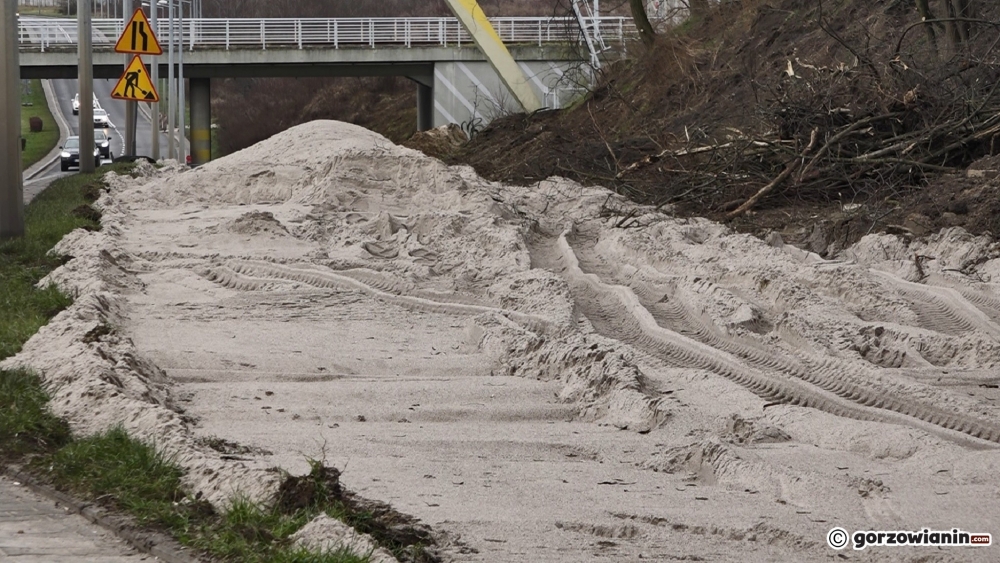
59 136 102 171
93 108 111 128
94 129 113 159
72 93 100 116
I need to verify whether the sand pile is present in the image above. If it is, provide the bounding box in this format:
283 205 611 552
8 120 1000 561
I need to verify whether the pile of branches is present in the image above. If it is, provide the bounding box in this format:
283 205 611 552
613 12 1000 219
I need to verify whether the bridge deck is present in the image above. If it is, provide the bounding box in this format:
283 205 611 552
20 44 588 80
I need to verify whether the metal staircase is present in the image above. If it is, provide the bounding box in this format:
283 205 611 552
571 0 608 68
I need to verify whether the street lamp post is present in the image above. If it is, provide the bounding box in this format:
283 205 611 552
148 0 159 159
166 0 174 159
78 0 95 173
124 0 136 157
1 0 24 239
145 0 194 161
178 0 185 163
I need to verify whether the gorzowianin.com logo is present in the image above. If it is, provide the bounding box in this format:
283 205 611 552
827 527 992 550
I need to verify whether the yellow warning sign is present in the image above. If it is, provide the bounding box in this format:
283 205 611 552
111 56 159 102
114 8 162 55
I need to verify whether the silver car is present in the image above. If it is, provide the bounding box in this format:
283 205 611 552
93 108 110 128
72 93 100 116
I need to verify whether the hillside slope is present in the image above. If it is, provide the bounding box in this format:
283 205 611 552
441 0 1000 255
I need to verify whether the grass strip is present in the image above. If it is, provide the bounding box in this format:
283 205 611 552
0 164 120 359
42 427 371 563
0 368 71 460
20 79 61 171
0 165 131 458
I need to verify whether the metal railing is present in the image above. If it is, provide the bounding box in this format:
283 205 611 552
18 16 635 52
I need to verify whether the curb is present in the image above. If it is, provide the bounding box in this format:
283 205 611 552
2 466 202 563
24 79 71 181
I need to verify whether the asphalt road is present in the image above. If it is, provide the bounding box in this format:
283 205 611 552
27 78 170 187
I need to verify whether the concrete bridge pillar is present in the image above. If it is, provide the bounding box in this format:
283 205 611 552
416 81 433 132
190 77 211 165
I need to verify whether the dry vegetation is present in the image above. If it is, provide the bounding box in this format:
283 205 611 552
447 0 1000 249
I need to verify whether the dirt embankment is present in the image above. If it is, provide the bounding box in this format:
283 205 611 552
429 0 1000 257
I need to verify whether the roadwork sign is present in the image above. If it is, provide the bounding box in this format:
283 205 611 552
111 56 160 102
114 8 163 55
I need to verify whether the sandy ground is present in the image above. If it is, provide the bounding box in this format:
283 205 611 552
6 121 1000 562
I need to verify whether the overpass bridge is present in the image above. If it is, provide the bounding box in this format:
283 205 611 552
19 16 634 159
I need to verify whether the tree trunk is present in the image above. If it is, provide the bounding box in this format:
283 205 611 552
952 0 973 44
915 0 939 54
936 0 975 55
629 0 657 47
944 0 962 55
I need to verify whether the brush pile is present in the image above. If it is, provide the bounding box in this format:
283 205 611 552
619 10 1000 218
452 0 1000 229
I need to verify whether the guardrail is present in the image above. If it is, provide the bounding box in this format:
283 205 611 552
18 16 635 52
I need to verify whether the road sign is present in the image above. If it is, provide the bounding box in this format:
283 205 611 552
111 55 160 102
114 8 163 55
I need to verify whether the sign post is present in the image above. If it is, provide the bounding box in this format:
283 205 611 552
114 7 163 157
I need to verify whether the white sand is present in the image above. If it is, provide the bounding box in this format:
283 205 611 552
5 120 1000 562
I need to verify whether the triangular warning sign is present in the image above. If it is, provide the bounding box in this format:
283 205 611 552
111 56 160 102
115 8 162 55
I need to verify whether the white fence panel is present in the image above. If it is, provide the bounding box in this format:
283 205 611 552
18 16 636 51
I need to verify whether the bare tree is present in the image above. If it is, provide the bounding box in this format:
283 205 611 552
915 0 978 56
629 0 656 46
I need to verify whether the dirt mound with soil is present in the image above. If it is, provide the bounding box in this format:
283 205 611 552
439 0 1000 253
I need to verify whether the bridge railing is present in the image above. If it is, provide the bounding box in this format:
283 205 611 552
18 16 635 52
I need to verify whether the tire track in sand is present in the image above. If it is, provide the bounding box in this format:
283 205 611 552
571 251 998 442
541 230 1000 447
869 270 1000 340
199 260 559 336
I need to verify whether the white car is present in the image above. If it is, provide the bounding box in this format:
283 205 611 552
72 93 100 116
93 108 110 128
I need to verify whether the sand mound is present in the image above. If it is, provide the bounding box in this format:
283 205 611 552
10 120 1000 561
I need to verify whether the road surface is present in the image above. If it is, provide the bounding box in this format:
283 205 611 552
25 77 172 190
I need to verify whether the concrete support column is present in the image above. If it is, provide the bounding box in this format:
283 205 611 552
1 0 24 238
190 76 211 166
416 81 433 132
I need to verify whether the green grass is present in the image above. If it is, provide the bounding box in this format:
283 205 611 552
16 4 68 17
44 430 371 562
0 165 132 359
0 169 119 359
46 426 189 526
20 79 60 171
0 369 71 460
0 166 128 457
